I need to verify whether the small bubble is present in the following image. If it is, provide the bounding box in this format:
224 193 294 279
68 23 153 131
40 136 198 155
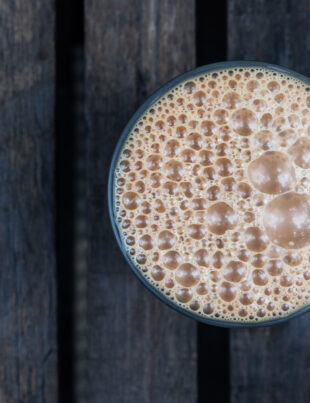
184 81 196 94
231 108 257 136
203 303 214 314
252 269 268 286
175 263 200 287
176 288 193 303
193 91 206 106
151 265 165 281
215 158 234 177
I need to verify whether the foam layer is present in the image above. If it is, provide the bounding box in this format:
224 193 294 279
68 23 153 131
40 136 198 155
114 66 310 323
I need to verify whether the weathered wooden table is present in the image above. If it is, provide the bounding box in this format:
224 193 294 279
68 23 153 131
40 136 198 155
1 1 310 402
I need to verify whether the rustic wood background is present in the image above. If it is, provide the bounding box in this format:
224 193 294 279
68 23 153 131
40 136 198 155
1 0 310 402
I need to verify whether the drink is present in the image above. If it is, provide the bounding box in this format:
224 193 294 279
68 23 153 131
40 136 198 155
110 62 310 325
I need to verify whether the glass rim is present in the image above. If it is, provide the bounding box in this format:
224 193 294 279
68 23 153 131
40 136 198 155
108 60 310 328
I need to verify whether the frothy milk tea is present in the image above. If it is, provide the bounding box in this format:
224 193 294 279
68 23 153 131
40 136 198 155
113 66 310 323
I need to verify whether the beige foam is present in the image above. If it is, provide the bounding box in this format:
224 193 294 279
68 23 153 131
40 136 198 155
114 66 310 323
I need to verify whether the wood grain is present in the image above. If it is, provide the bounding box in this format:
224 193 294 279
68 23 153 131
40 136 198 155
84 1 197 402
228 1 310 402
0 1 57 402
228 0 310 76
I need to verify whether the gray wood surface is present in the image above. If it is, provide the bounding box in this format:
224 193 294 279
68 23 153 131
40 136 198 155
228 1 310 402
0 1 57 402
84 1 197 402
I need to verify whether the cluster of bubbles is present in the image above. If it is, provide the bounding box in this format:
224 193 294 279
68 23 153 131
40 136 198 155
114 66 310 322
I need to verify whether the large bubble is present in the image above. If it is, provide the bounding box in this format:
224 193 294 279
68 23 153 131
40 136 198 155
289 137 310 169
248 151 295 194
164 159 184 181
263 192 310 249
122 192 140 210
245 227 268 252
207 202 237 235
162 251 181 269
219 282 237 302
231 108 257 136
175 263 200 287
158 230 176 250
223 261 246 282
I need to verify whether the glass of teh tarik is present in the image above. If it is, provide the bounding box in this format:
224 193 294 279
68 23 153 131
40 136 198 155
108 61 310 327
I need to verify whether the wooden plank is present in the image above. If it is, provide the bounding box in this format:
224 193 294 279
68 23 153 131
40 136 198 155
84 1 196 402
0 1 57 402
228 1 310 402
